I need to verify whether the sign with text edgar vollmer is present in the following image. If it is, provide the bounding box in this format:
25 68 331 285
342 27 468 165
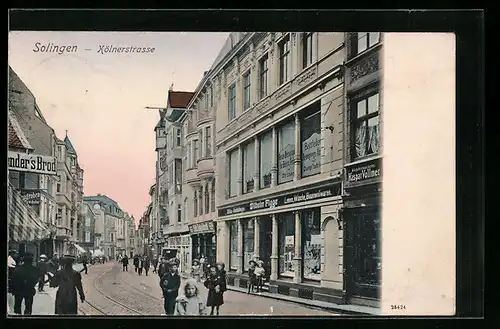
8 151 57 175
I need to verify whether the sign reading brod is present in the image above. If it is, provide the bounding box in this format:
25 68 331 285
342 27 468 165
8 151 57 175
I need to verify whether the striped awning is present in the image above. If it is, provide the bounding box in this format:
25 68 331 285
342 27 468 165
8 184 52 243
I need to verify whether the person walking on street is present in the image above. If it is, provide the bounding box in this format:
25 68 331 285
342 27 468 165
152 256 158 274
191 259 201 283
160 258 181 315
199 255 206 280
133 255 139 273
204 264 227 316
81 255 88 275
51 253 60 272
49 255 85 315
10 253 39 315
158 257 168 279
37 254 49 292
121 255 129 271
8 249 18 294
138 256 144 276
144 256 151 276
173 278 207 316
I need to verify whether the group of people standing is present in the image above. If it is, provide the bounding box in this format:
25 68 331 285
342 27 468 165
120 254 154 275
7 250 86 316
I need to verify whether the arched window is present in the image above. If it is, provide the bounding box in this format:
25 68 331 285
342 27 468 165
193 190 198 217
211 180 216 212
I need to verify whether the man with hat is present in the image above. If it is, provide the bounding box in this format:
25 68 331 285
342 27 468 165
159 257 181 315
49 254 85 315
8 249 18 294
11 252 39 315
37 254 49 292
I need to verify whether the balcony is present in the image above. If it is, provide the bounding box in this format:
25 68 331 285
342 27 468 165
186 167 200 187
196 157 215 180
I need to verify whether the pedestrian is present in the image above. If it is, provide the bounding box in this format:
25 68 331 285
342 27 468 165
121 255 129 271
247 260 257 294
160 258 181 316
173 278 207 316
204 264 226 316
134 254 139 273
144 256 151 276
49 255 85 315
81 254 88 275
254 260 265 293
152 256 158 274
8 249 18 294
199 255 206 280
37 254 49 292
158 257 168 279
11 253 39 315
138 256 144 275
191 259 201 282
51 253 60 272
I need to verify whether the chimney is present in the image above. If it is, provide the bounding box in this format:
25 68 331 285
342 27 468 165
97 193 101 196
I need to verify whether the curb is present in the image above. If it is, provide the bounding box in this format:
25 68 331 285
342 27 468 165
225 285 378 316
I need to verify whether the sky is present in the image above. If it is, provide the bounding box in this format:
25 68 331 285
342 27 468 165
8 31 229 221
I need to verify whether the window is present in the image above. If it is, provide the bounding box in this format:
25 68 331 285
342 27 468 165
277 120 295 184
352 92 380 159
302 208 321 280
210 180 216 212
243 71 251 110
198 187 203 215
228 84 237 120
356 32 380 54
85 215 91 226
278 213 295 277
242 140 255 194
57 208 63 226
354 212 381 287
259 55 269 99
228 149 239 197
193 190 198 217
209 86 213 107
24 172 40 189
205 126 212 157
243 219 254 270
187 141 192 168
193 140 199 165
85 231 91 243
176 129 182 147
47 178 53 195
183 199 187 222
8 171 20 188
259 131 272 189
279 35 291 85
301 103 322 177
204 185 210 214
177 204 182 223
229 221 239 270
175 158 182 194
303 32 313 68
204 93 208 109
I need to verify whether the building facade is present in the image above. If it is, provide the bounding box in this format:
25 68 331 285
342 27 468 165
153 89 194 274
210 32 364 305
80 203 96 253
126 215 136 258
8 66 59 259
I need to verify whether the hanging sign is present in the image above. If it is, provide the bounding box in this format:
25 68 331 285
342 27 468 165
344 157 382 188
8 151 57 175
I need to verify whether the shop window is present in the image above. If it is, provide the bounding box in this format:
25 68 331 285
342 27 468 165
354 212 381 287
302 208 322 280
279 35 291 85
302 32 313 69
243 219 255 271
229 221 239 271
351 91 380 160
259 130 272 189
242 140 255 194
300 103 321 177
259 54 268 100
277 120 295 184
278 213 295 277
228 149 239 197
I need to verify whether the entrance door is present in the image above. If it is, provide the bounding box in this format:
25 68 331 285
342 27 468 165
344 207 381 300
259 216 272 281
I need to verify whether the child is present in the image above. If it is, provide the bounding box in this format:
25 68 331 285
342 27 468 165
173 278 207 316
247 260 257 294
254 260 265 293
204 265 225 316
191 259 201 282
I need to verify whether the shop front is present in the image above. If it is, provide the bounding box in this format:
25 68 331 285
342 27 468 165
165 232 191 275
342 156 381 307
218 180 345 303
190 221 217 267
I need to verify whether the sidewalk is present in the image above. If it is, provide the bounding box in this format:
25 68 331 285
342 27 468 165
7 263 84 316
179 272 378 315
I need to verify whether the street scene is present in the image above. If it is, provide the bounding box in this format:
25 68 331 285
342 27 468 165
8 31 383 316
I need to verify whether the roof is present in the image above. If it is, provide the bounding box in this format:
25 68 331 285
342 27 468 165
8 110 33 150
64 136 77 154
84 195 121 209
168 90 194 109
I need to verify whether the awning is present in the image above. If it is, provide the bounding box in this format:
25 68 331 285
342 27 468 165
8 184 52 243
73 243 86 253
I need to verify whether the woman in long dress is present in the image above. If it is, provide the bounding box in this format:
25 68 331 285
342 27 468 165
49 255 85 315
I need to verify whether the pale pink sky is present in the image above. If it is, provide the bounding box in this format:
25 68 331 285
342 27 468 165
8 31 229 221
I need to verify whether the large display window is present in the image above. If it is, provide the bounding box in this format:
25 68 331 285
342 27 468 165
229 221 239 270
301 208 322 280
242 219 255 270
278 213 295 277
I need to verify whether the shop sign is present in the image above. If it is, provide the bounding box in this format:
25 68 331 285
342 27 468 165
218 183 341 217
344 157 382 188
20 189 41 205
189 221 215 234
301 132 321 177
8 151 57 175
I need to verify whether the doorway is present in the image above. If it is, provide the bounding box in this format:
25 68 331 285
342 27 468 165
259 216 272 281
